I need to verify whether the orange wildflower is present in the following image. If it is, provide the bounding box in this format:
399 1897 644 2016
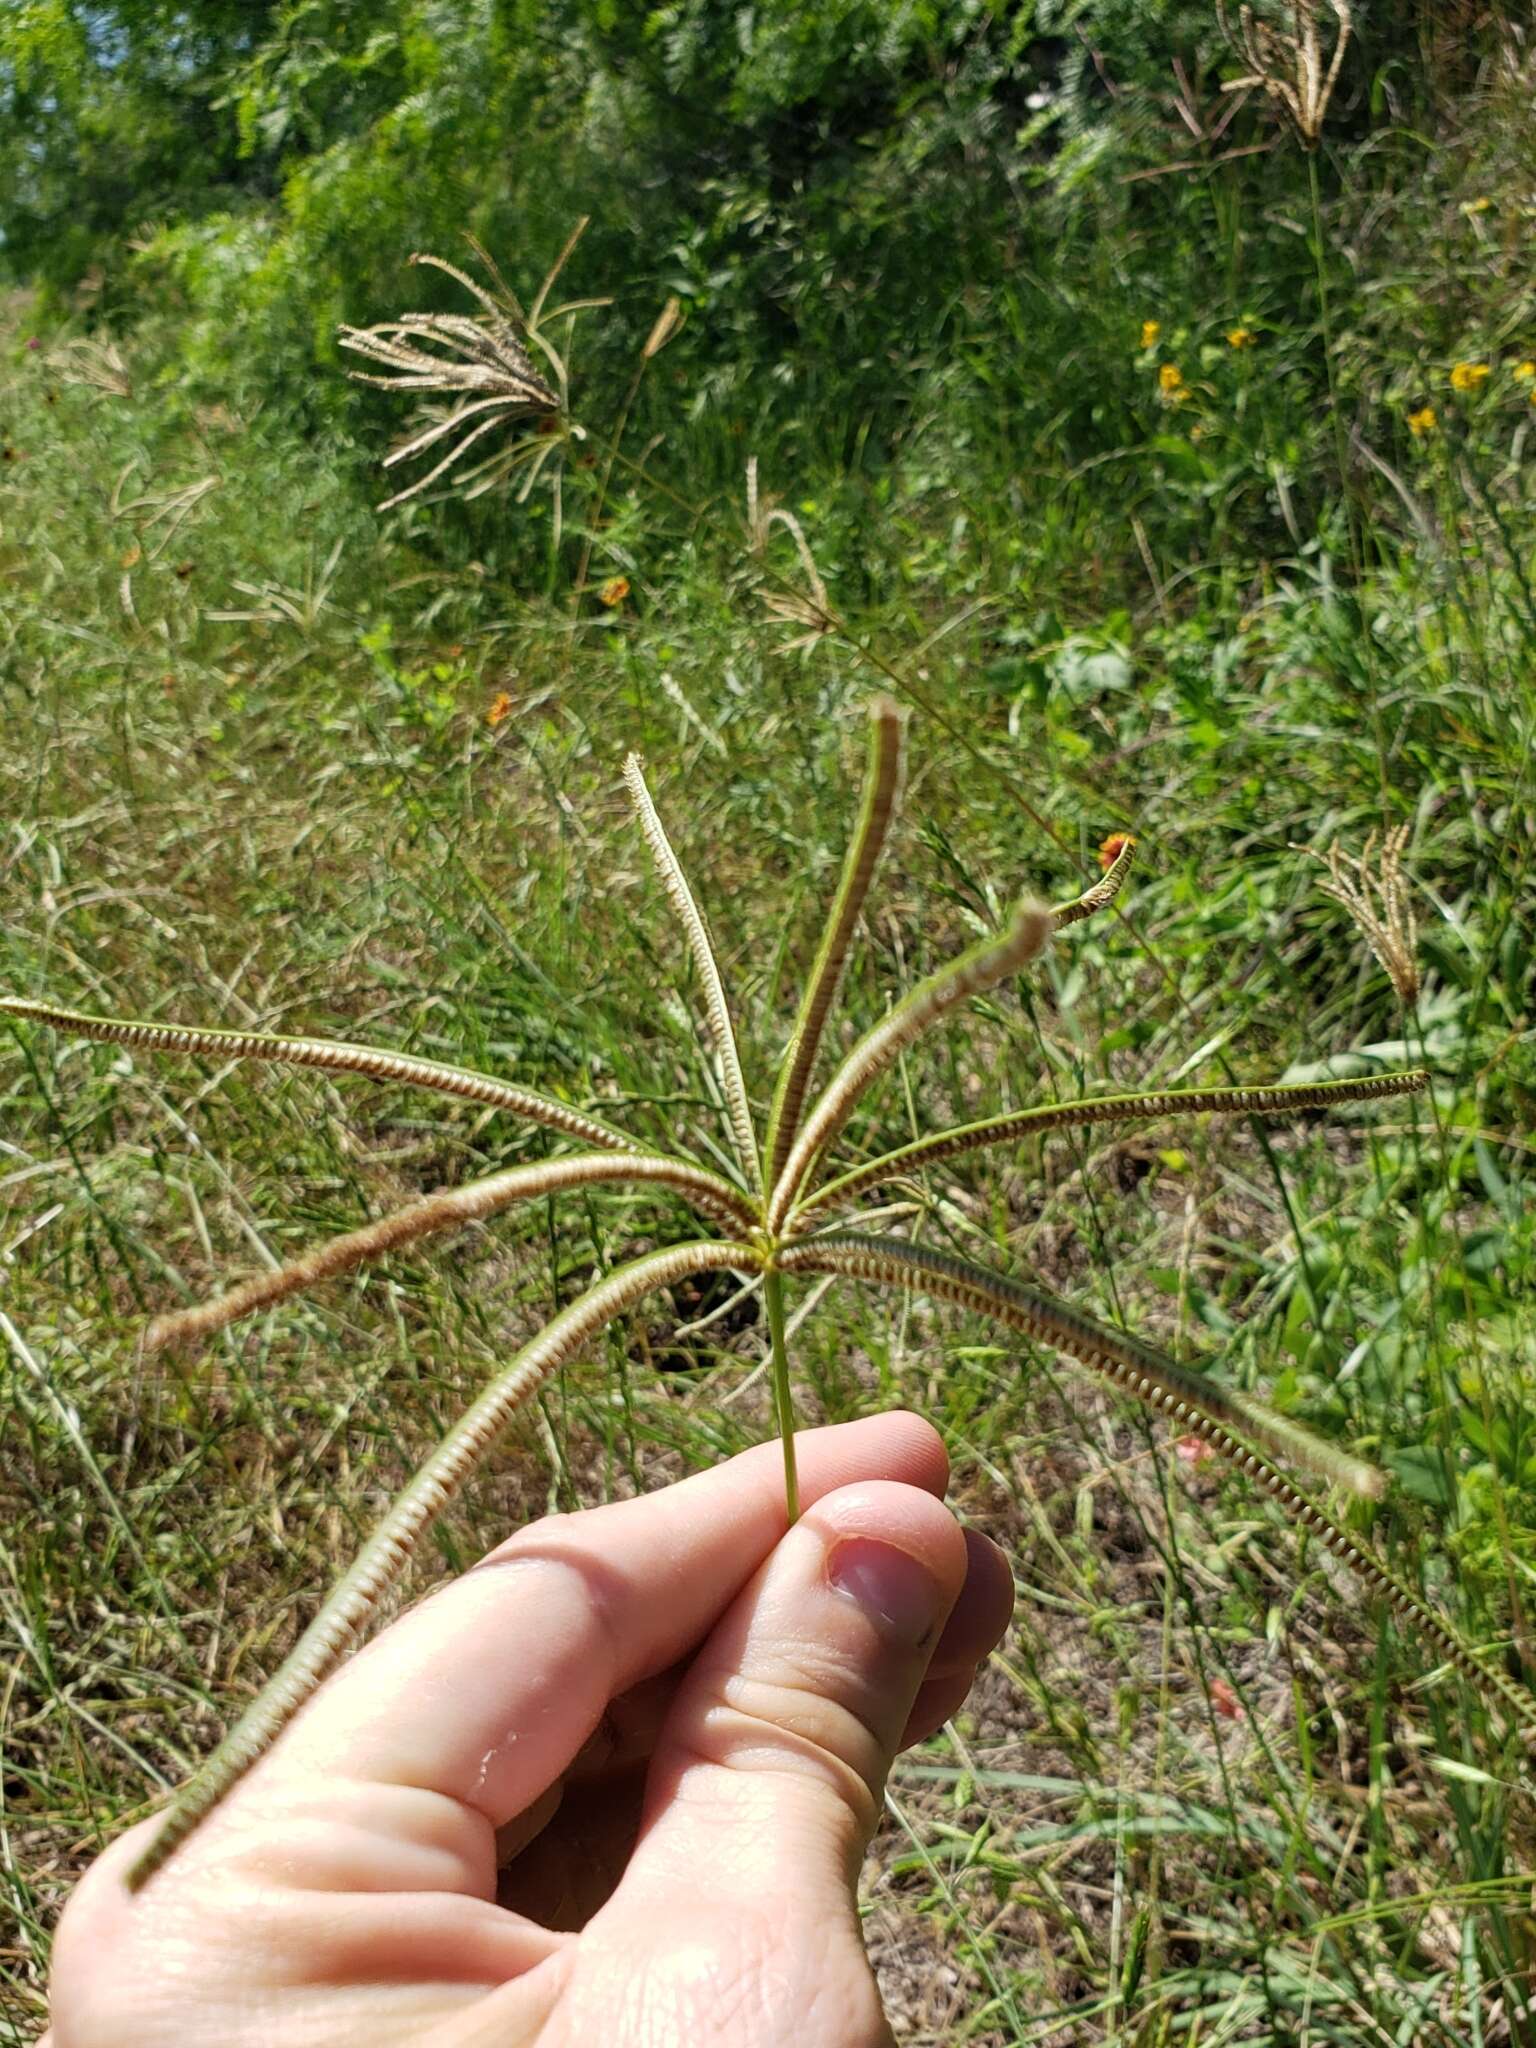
1098 831 1136 872
486 691 513 728
599 576 631 607
1210 1678 1241 1721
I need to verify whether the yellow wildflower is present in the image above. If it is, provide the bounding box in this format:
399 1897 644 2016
598 575 631 607
1406 405 1436 438
1450 361 1490 392
1158 362 1187 402
1140 320 1160 350
1513 360 1536 382
1226 326 1256 349
486 691 513 728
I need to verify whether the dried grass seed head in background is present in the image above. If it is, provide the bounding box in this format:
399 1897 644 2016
1219 0 1353 148
1298 823 1421 1003
338 229 603 516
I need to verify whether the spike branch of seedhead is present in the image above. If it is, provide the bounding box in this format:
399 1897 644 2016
767 898 1054 1231
123 1238 752 1892
764 695 906 1188
798 1069 1430 1221
624 753 761 1192
147 1151 757 1351
780 1231 1536 1735
0 998 636 1153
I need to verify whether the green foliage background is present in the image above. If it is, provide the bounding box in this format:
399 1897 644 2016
4 2 1536 2042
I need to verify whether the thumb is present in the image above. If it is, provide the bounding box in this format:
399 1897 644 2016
626 1479 969 1908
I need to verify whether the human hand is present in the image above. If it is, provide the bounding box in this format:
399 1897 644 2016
44 1412 1013 2047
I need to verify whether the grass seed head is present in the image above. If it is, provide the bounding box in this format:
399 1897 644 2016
1300 824 1422 1004
338 237 599 513
1219 0 1353 149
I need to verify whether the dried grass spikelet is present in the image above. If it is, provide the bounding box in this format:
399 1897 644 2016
1218 0 1352 148
746 457 844 656
1297 825 1421 1003
338 230 604 515
205 536 346 634
48 334 132 399
642 295 684 361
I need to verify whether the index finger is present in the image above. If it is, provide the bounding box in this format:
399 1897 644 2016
260 1412 950 1830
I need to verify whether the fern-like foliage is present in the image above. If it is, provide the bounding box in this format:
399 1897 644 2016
3 698 1520 1896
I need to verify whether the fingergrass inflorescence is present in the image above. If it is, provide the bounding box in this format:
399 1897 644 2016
4 697 1522 1897
338 229 604 521
1219 0 1353 150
